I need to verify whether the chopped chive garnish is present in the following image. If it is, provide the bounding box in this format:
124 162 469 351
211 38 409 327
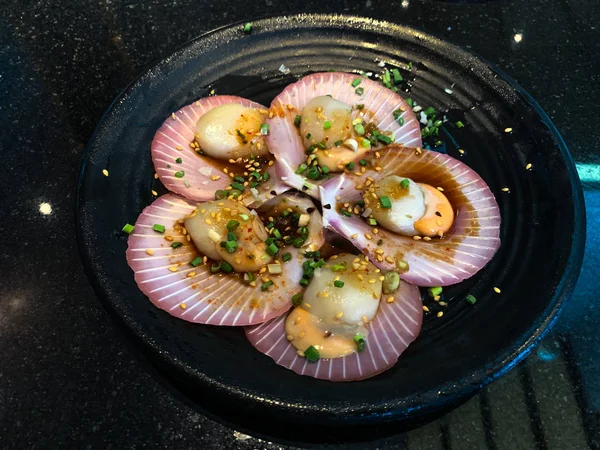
282 252 292 262
171 242 183 249
456 121 465 128
122 223 134 234
306 167 320 180
153 224 165 233
323 120 332 130
356 104 365 110
291 293 303 307
266 243 279 256
334 140 343 147
220 261 233 273
391 68 402 84
465 294 477 304
292 237 305 248
224 241 238 253
381 69 391 87
400 178 410 189
360 138 370 148
354 334 366 352
304 345 320 362
174 171 185 178
354 124 365 135
351 78 362 87
377 239 383 245
243 22 252 33
346 161 355 170
265 236 276 245
296 163 308 174
321 166 330 175
304 250 321 259
245 272 255 283
229 189 242 198
280 210 290 218
379 196 392 209
407 98 414 108
355 87 364 95
227 231 237 242
236 130 246 142
393 109 403 119
377 134 392 144
215 190 227 200
261 280 274 291
424 106 436 118
408 61 413 69
234 176 245 183
367 218 378 226
260 123 270 135
175 157 182 163
299 277 310 287
190 257 203 267
231 181 245 191
210 263 221 273
340 210 352 217
398 117 405 126
306 133 312 139
272 229 282 239
331 262 346 272
359 159 367 166
294 115 301 127
317 141 327 149
227 220 240 231
429 286 443 297
299 226 309 240
239 214 249 221
334 280 345 288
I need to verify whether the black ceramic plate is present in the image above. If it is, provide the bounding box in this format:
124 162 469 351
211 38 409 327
77 14 585 444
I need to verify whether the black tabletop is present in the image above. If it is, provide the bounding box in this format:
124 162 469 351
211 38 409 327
1 0 598 448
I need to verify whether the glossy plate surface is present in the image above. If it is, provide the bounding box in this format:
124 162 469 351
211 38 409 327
76 14 585 443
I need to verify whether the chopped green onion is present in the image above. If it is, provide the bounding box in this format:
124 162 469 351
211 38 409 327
292 293 303 307
321 166 330 175
228 189 242 198
231 181 245 191
122 223 134 234
334 280 345 288
174 171 185 178
407 98 414 108
153 224 165 233
306 133 312 139
377 239 383 245
236 129 246 142
428 286 443 297
302 261 314 278
465 294 477 304
296 163 308 174
245 272 255 283
175 157 182 163
377 134 392 144
331 262 346 272
220 261 233 273
294 115 301 127
243 22 252 33
299 278 310 287
334 140 343 147
261 280 274 291
359 159 367 166
397 117 405 126
265 236 276 245
292 237 305 248
299 226 309 240
400 178 410 189
424 106 436 118
379 196 392 209
354 334 366 352
382 271 400 294
346 161 355 170
360 138 371 149
234 176 245 183
393 109 403 119
266 243 279 256
356 104 365 110
306 167 320 180
210 263 221 273
304 345 320 362
215 190 227 200
456 121 465 128
237 214 249 223
317 141 327 149
392 68 402 84
381 69 391 87
355 87 364 95
340 210 352 217
351 78 362 87
408 61 413 70
260 123 270 135
354 124 365 135
304 250 321 259
190 257 203 267
280 210 290 218
282 252 292 262
171 242 183 249
272 229 282 239
225 241 238 253
227 232 236 242
323 120 332 130
367 218 378 226
227 220 240 231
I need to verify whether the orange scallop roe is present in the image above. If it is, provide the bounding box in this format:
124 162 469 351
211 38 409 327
414 184 454 237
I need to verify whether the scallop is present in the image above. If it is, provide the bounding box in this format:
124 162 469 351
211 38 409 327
195 103 269 160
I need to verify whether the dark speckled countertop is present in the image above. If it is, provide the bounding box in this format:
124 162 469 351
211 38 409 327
1 0 599 448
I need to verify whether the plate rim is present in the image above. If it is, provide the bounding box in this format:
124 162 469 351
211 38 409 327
75 12 586 424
